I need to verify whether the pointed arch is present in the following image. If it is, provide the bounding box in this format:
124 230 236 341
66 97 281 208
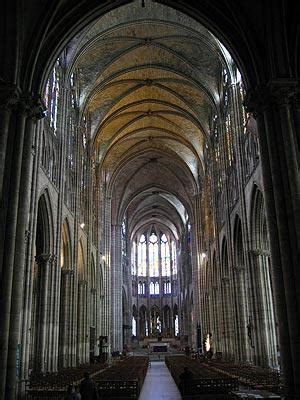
250 185 269 251
233 215 244 268
90 253 96 288
35 190 54 255
60 218 72 270
30 191 54 372
249 184 278 367
77 239 86 280
221 237 229 277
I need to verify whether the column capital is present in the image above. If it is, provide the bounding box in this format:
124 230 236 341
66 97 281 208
233 264 245 273
0 83 20 111
16 93 46 120
61 268 74 276
24 229 31 243
35 253 52 266
244 80 299 114
78 279 88 287
248 249 270 257
221 276 230 284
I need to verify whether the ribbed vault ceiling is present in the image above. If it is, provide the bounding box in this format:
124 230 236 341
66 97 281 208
68 0 231 239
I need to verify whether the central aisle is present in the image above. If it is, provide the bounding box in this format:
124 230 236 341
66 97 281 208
139 361 182 400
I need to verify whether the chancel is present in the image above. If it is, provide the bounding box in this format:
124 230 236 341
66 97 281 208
0 1 299 399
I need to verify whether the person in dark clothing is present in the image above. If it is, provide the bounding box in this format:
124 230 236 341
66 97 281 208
179 367 194 393
64 384 80 400
79 373 99 400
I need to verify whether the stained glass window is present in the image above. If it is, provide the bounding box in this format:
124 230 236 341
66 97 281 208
149 282 154 295
44 59 60 132
132 317 136 336
149 232 159 276
163 281 171 294
138 235 147 276
138 281 145 295
161 234 170 276
171 241 177 275
131 241 136 275
175 315 179 336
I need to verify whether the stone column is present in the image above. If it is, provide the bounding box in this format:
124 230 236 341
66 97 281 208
0 93 45 400
46 254 58 372
59 269 74 367
245 82 300 399
20 117 43 390
192 193 204 348
69 270 76 367
34 254 51 371
77 280 88 364
248 250 271 366
101 194 111 356
0 84 19 202
220 277 231 358
232 265 248 362
111 224 123 352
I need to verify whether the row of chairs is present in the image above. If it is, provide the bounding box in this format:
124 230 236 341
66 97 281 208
203 360 281 392
27 363 106 389
165 356 238 398
95 356 149 399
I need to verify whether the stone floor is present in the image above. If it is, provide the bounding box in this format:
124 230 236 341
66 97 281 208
139 361 182 400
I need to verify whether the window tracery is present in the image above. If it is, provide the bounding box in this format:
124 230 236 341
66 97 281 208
44 59 60 132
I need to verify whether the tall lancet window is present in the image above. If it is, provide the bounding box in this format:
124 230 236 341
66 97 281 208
149 232 159 277
131 241 136 275
138 234 147 276
149 282 155 295
161 234 170 276
171 241 177 275
172 240 177 275
44 59 60 132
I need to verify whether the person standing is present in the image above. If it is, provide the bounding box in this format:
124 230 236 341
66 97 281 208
79 372 99 400
64 384 81 400
179 366 194 394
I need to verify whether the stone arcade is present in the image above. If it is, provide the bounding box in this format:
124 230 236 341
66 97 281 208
0 1 299 399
